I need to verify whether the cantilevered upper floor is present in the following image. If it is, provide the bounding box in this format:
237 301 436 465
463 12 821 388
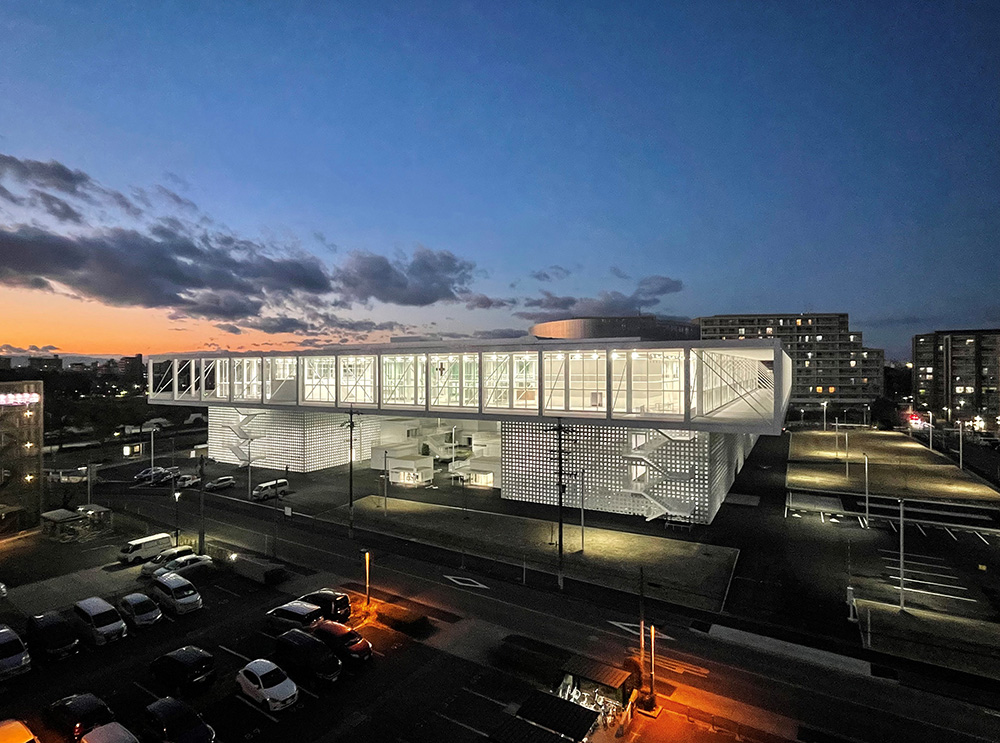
148 338 792 435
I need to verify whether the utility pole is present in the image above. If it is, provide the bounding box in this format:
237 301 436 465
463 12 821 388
863 453 869 527
899 499 905 611
959 421 964 470
556 418 565 589
345 407 357 539
197 456 206 554
579 471 585 552
845 429 850 478
639 566 645 689
150 428 155 471
650 625 657 699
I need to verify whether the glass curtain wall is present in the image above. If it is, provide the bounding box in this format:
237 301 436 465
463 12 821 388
264 357 298 403
512 353 538 409
232 358 262 401
462 354 479 408
543 351 607 415
697 350 758 414
339 355 377 406
483 353 511 409
176 360 198 401
381 354 426 407
303 357 336 403
611 350 684 418
203 359 230 400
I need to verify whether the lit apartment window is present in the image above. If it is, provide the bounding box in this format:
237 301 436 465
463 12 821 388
828 386 836 393
850 360 856 367
804 361 810 367
815 386 823 393
806 352 813 358
816 335 823 341
862 378 868 384
796 319 802 326
739 327 745 335
862 352 868 358
808 319 813 325
766 327 773 335
850 334 856 342
966 386 974 393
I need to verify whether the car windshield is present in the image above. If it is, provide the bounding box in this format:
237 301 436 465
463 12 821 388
344 630 363 645
259 667 287 687
161 705 201 733
0 637 24 657
92 609 120 628
173 586 197 599
40 621 75 645
133 598 158 614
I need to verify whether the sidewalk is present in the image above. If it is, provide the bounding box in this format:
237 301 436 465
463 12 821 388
345 495 739 613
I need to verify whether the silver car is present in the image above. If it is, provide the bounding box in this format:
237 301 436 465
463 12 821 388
0 624 31 680
151 554 213 579
116 593 162 628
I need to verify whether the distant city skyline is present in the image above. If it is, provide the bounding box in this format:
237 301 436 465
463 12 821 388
1 2 997 360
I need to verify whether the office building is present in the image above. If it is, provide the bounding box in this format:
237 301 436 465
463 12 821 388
149 338 791 525
913 329 1000 428
698 313 883 414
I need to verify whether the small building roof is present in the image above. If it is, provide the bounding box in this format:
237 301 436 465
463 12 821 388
515 690 598 742
41 508 86 522
561 655 633 690
489 714 567 743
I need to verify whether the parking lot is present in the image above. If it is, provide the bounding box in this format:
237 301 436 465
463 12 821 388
0 554 545 743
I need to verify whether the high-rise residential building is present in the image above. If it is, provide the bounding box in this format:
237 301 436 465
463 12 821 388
0 380 44 532
697 313 884 412
912 329 1000 428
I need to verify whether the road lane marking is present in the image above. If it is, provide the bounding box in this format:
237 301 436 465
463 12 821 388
235 694 279 722
162 614 176 623
885 575 968 590
219 644 251 662
434 711 489 737
133 681 158 699
372 649 385 657
891 586 977 602
607 620 674 641
462 687 506 706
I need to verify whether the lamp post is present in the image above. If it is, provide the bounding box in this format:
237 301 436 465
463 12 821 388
650 624 657 698
173 489 181 545
864 404 870 428
800 408 805 423
150 428 156 472
898 499 905 611
863 453 869 527
959 420 964 470
460 474 468 520
197 456 206 554
822 402 828 431
451 425 457 462
945 406 952 423
362 549 371 606
927 411 934 451
845 429 850 478
579 471 585 552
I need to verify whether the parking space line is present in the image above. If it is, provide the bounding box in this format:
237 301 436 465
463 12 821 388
235 693 279 723
975 531 990 545
885 575 968 590
944 527 958 541
213 585 240 597
881 557 955 571
219 644 252 662
881 565 957 580
298 686 319 699
462 687 506 706
888 520 897 533
133 681 159 699
857 516 865 528
879 549 945 562
434 711 489 737
916 524 927 537
82 543 114 552
372 649 385 657
892 586 977 602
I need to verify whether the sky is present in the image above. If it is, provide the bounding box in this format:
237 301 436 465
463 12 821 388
0 1 997 360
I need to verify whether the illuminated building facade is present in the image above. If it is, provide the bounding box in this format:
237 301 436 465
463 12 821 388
698 313 884 413
0 380 44 533
913 329 1000 427
149 338 791 524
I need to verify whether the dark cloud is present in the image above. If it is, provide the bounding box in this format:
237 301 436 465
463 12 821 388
530 265 571 282
460 292 515 310
30 190 85 224
474 327 527 339
609 266 630 280
0 343 59 354
103 188 143 218
0 154 92 196
155 185 198 211
515 274 684 323
332 247 475 306
0 184 25 205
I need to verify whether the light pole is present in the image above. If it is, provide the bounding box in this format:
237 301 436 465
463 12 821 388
845 429 850 478
864 404 870 428
460 474 468 520
898 499 905 611
451 425 457 462
650 624 657 698
579 471 585 552
173 488 181 545
150 428 155 472
863 453 869 527
822 401 828 431
197 456 206 554
927 411 934 451
246 437 253 503
800 408 804 423
945 406 952 423
362 549 371 606
959 420 964 470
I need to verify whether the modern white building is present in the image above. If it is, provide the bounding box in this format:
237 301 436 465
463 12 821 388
148 338 791 524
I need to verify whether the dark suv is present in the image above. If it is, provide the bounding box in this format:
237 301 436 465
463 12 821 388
275 629 342 683
25 611 79 661
297 589 351 622
142 697 215 743
46 693 115 741
150 646 216 695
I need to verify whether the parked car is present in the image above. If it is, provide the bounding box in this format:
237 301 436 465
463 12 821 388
151 555 213 579
236 659 298 711
264 601 323 635
309 620 372 667
297 589 351 622
141 697 215 743
175 475 200 489
148 574 203 615
148 467 181 486
0 720 40 743
275 629 341 683
140 546 196 578
203 476 235 492
81 722 139 743
24 611 80 661
71 598 127 645
150 646 216 695
133 467 165 483
46 694 114 741
0 625 30 681
116 593 162 628
0 581 7 598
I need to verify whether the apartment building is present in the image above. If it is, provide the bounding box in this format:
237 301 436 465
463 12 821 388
698 313 884 412
913 329 1000 427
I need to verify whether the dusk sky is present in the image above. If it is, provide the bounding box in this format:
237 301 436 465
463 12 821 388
1 1 997 360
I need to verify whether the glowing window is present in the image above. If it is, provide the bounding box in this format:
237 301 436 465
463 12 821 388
828 386 836 393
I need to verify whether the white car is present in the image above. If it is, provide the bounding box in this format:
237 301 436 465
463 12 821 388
116 593 162 628
152 554 213 579
236 659 298 711
175 475 201 489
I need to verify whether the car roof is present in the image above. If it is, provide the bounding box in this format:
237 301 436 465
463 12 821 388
145 696 195 719
312 619 352 636
272 600 320 616
301 588 347 599
120 593 153 604
155 573 194 587
52 693 106 713
163 645 212 663
244 658 279 674
75 596 115 612
29 610 69 627
0 719 36 741
277 628 326 649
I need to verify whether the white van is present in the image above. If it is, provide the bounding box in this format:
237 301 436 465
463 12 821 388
81 722 140 743
149 573 203 614
72 597 127 645
119 533 173 564
250 479 288 502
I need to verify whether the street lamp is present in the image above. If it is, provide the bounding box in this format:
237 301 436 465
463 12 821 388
173 490 181 545
362 549 371 606
945 406 952 423
822 401 828 431
800 408 804 423
927 411 934 451
959 420 964 470
863 453 869 527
